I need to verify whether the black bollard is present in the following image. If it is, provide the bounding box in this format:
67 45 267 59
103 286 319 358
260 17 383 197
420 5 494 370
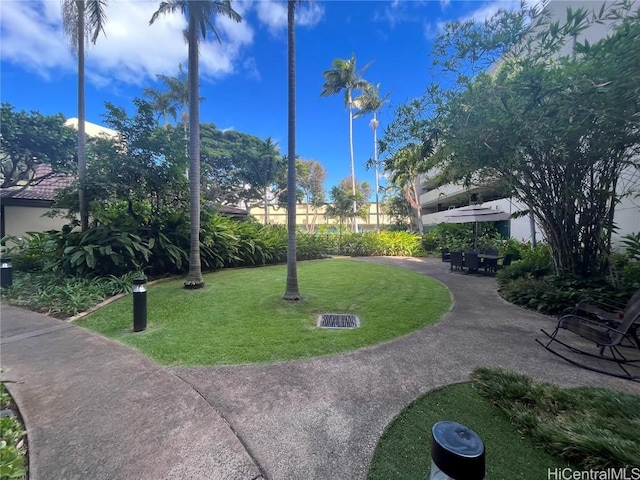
132 276 147 332
1 257 13 289
430 421 485 480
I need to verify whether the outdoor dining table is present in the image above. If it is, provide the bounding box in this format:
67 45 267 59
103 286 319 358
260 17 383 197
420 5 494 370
477 254 504 274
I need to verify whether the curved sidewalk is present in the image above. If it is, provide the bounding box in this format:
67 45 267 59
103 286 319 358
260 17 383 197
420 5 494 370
0 305 263 480
174 256 640 480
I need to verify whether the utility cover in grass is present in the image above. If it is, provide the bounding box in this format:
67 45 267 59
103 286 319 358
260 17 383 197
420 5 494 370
317 314 360 329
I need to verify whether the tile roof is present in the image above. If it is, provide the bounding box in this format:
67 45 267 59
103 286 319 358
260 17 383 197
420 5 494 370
0 165 75 202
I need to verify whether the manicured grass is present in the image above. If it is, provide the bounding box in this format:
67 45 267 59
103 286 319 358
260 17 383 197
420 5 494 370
79 258 451 365
368 383 569 480
369 367 640 479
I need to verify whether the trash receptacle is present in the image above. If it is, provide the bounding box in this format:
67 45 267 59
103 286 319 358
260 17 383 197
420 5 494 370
430 421 485 480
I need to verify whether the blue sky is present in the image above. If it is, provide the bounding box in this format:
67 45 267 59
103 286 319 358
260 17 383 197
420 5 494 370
1 0 519 196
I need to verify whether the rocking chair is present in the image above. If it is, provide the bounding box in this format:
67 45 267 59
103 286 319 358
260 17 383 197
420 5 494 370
536 299 640 381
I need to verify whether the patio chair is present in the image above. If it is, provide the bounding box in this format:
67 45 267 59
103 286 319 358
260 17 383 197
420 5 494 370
485 248 498 256
441 248 451 262
536 299 640 380
569 288 640 325
464 252 480 273
450 251 464 271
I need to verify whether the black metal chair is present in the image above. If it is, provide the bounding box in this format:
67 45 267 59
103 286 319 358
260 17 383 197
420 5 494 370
441 248 451 262
537 299 640 381
464 252 480 273
570 288 640 325
450 251 464 271
485 248 498 256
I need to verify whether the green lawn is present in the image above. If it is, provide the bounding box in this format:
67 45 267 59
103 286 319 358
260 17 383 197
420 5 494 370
79 258 451 365
368 382 569 480
369 367 640 479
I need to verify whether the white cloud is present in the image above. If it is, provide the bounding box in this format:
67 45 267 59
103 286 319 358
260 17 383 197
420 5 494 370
424 0 522 39
1 1 74 78
296 3 324 27
1 0 255 87
255 1 287 33
462 0 521 24
255 0 324 34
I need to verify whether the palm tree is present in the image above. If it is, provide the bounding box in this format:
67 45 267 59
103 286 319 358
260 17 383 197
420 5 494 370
157 64 190 134
143 85 178 127
284 0 302 299
355 83 389 231
383 144 431 233
150 1 241 289
61 0 108 232
320 54 370 233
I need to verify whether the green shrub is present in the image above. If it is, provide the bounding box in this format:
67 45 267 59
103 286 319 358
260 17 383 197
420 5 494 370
499 270 639 315
0 382 27 480
50 226 152 277
497 244 553 282
621 232 640 261
326 231 424 257
0 232 58 272
498 237 527 261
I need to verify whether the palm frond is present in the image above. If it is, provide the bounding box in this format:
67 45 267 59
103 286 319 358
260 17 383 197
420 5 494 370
61 0 80 53
150 0 184 26
86 0 108 44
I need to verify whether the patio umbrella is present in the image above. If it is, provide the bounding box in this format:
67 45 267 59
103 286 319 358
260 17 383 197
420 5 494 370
443 205 511 249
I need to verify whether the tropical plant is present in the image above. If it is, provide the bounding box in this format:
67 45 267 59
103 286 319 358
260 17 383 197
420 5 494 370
382 143 433 233
325 178 370 237
150 0 242 289
355 83 390 231
621 232 640 262
61 0 108 232
320 53 370 233
143 82 178 127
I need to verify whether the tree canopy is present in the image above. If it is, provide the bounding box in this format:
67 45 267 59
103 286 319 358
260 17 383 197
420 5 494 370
1 103 77 190
383 1 640 275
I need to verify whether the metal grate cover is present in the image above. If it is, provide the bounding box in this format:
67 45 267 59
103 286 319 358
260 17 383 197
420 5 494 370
317 314 360 329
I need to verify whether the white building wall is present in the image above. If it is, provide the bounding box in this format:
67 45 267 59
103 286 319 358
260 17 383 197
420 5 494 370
2 206 71 240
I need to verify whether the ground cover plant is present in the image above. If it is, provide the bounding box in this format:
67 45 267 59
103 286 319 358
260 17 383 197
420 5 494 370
497 243 640 315
2 272 135 318
0 379 27 480
78 258 451 365
369 367 640 479
472 367 640 469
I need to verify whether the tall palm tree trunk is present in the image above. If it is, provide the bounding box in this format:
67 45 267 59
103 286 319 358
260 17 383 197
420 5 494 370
284 0 301 300
349 104 358 233
77 0 88 232
184 11 204 289
372 112 380 231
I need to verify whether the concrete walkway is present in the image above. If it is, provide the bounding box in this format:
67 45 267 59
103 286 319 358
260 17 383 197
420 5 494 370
1 256 639 480
0 306 263 480
174 257 640 480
